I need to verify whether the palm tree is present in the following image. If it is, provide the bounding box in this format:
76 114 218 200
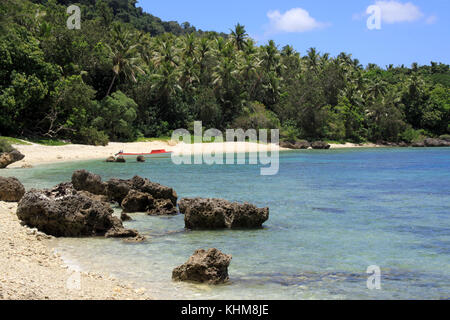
305 47 320 73
151 61 181 100
181 33 197 60
105 24 144 97
153 34 179 68
230 23 248 51
260 40 280 73
179 57 199 91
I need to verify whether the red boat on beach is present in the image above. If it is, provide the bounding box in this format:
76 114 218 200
115 149 173 159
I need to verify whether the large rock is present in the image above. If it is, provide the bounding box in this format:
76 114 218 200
16 189 138 238
412 141 425 147
148 199 177 216
280 140 310 150
0 177 25 202
179 198 269 230
121 190 155 213
424 138 450 147
293 140 311 149
172 248 232 284
71 170 178 215
106 175 178 214
311 141 331 149
130 176 178 206
0 150 25 169
106 178 132 203
72 170 107 195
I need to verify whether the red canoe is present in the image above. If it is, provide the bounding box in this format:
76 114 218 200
115 149 173 159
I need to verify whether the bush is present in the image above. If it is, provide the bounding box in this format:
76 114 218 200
280 120 301 142
75 127 109 146
233 102 281 131
439 134 450 141
400 127 427 143
0 139 14 153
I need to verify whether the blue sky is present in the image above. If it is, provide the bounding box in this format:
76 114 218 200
138 0 449 67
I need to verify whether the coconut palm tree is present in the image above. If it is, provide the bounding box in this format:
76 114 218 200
105 23 144 97
230 23 248 51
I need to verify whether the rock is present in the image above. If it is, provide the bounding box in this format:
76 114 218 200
43 182 77 198
0 150 25 169
412 141 425 147
148 199 177 216
72 170 107 195
132 176 178 206
105 227 139 238
179 198 269 230
121 190 155 213
280 140 310 150
311 141 331 150
115 156 126 163
122 235 147 243
120 212 132 221
0 177 25 202
106 156 116 163
78 191 109 203
106 179 132 203
16 190 138 238
293 140 311 149
172 248 232 284
102 173 177 214
136 156 146 162
280 141 294 149
424 138 450 147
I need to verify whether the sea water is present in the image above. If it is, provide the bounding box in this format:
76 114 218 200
3 148 449 299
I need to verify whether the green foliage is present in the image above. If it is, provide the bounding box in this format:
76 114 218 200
0 136 31 145
400 127 426 143
0 139 14 153
93 91 138 141
74 127 109 146
233 102 280 130
31 138 69 146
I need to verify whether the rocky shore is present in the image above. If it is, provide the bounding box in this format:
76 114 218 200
0 201 151 300
0 169 271 297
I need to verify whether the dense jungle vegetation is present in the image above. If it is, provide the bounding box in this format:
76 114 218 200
1 0 449 145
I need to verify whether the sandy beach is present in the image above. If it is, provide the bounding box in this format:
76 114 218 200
8 140 381 168
0 201 151 300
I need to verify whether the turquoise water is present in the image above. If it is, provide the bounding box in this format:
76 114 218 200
2 148 450 299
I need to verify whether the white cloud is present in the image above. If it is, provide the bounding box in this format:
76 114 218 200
374 1 423 23
267 8 326 33
425 15 437 25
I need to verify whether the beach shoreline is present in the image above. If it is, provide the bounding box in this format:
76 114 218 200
8 140 382 168
0 201 152 300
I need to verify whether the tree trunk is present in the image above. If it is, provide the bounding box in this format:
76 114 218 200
106 73 117 97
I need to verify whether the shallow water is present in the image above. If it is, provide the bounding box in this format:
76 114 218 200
3 148 450 299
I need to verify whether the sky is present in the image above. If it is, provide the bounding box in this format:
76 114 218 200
137 0 449 67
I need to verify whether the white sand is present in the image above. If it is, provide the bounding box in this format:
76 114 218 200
10 140 287 167
7 140 382 168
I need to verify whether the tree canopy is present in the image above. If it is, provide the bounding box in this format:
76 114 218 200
1 0 449 145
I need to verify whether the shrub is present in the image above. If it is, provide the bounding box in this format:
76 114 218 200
439 134 450 141
400 127 427 143
0 139 14 153
75 127 109 146
233 102 281 131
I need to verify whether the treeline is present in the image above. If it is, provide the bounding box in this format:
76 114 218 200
0 0 449 145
